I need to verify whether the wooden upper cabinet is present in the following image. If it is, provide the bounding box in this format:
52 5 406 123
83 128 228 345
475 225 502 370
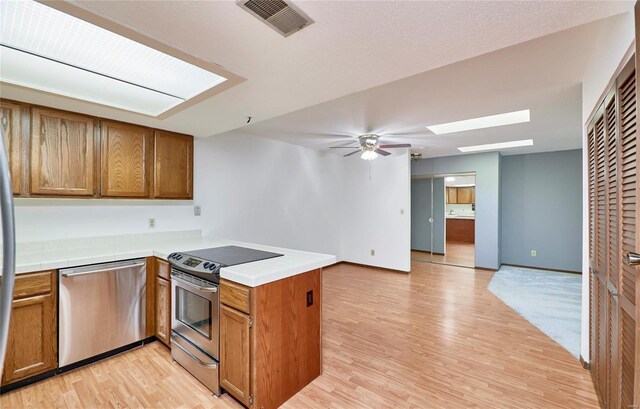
30 108 95 196
457 187 473 204
153 130 193 199
446 187 457 204
0 100 23 194
100 121 151 198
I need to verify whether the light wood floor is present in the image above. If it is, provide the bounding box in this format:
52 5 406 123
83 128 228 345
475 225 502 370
412 240 475 267
1 262 598 409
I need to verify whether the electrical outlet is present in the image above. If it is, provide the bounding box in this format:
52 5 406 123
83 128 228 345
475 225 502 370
148 218 156 228
531 250 537 257
400 208 405 215
371 249 375 256
194 205 201 216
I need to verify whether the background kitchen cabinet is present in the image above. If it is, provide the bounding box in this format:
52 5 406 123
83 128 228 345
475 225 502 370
446 187 457 204
457 187 473 204
0 100 24 194
101 121 151 198
1 271 57 386
30 108 96 196
155 258 171 346
446 187 475 204
153 130 193 199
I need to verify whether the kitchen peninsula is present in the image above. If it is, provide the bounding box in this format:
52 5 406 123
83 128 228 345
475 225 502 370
0 231 336 409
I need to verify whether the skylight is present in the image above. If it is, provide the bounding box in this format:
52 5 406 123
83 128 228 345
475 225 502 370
427 110 530 135
457 139 534 153
0 0 227 116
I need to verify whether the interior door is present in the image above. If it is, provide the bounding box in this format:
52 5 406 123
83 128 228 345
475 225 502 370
588 56 637 409
410 177 433 262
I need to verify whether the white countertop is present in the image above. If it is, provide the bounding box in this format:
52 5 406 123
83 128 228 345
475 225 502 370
446 215 475 220
2 231 337 287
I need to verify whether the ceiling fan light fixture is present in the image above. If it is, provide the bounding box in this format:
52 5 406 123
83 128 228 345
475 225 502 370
361 150 378 161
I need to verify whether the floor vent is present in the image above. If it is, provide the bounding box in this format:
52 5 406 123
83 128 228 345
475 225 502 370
237 0 314 37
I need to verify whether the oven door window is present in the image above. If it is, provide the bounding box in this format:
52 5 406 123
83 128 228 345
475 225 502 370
176 287 212 339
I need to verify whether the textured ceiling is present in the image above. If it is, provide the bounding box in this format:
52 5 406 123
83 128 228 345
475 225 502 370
236 13 632 158
0 0 633 140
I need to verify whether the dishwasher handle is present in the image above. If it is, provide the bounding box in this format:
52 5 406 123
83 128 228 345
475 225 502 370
61 260 146 278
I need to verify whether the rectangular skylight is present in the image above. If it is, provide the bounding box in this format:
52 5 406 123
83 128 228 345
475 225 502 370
457 139 534 153
427 110 530 135
0 0 227 116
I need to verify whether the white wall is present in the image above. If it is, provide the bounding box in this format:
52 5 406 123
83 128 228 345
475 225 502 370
194 132 342 256
579 10 635 363
339 151 411 272
14 198 199 242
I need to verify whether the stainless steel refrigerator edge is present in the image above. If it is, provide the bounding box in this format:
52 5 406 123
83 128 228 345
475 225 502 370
0 129 16 382
59 259 147 367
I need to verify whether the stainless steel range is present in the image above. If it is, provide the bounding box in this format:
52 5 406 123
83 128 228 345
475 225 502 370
167 246 283 395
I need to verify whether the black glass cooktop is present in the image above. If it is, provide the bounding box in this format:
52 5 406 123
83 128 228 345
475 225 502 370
184 245 283 266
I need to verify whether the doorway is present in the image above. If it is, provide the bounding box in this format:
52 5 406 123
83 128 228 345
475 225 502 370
411 173 476 268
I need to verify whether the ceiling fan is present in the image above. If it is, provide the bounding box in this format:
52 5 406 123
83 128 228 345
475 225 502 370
330 134 411 160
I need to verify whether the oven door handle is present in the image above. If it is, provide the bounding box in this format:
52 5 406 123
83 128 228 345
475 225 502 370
171 335 218 368
171 274 218 293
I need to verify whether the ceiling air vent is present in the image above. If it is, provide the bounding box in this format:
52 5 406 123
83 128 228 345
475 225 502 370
237 0 314 37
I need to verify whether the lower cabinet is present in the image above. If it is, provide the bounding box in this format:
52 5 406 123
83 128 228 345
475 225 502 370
220 269 322 409
156 275 171 346
220 304 252 406
1 270 57 386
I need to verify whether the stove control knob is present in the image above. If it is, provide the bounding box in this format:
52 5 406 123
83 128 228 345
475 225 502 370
209 264 216 271
168 253 176 260
204 262 210 269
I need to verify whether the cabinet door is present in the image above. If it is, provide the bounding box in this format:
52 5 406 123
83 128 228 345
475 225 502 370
0 100 23 194
156 276 171 346
447 187 457 204
101 121 151 197
153 130 193 199
31 108 95 196
2 293 56 385
220 305 251 406
457 187 472 204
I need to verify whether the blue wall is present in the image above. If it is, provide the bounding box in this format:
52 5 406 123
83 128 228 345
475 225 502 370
412 152 501 269
500 149 583 272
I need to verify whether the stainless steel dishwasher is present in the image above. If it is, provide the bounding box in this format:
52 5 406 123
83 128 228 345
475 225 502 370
59 259 146 367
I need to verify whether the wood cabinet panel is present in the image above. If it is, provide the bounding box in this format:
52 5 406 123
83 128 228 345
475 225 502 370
145 257 157 339
30 108 95 196
220 304 251 407
220 279 251 315
156 276 171 346
1 270 57 386
153 131 193 199
0 100 23 194
252 269 322 409
100 121 151 197
156 258 171 280
446 218 475 243
446 187 457 204
457 187 473 204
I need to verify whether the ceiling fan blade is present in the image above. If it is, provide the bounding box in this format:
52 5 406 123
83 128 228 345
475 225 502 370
330 145 360 149
344 150 361 157
379 144 411 149
375 149 391 156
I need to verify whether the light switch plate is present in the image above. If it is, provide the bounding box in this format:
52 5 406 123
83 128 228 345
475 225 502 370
531 250 537 257
194 205 201 216
148 218 156 228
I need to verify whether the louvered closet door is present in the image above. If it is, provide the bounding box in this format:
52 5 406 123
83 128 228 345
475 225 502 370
588 57 637 409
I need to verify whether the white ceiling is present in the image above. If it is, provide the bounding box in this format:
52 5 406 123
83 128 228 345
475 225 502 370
0 0 633 142
237 12 631 157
